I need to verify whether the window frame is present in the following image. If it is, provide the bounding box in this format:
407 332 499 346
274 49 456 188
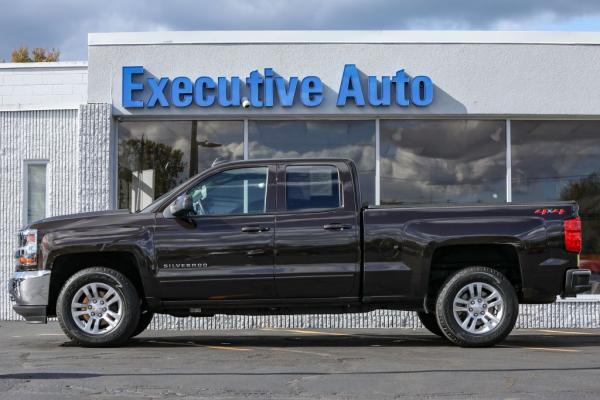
22 160 49 225
280 163 344 214
184 165 271 217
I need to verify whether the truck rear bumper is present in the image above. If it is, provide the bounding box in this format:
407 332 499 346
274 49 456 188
8 270 51 323
562 269 592 298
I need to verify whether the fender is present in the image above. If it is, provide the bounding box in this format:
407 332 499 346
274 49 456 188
362 210 555 303
404 217 544 298
41 220 160 304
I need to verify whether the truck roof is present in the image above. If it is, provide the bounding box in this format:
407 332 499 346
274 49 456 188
211 158 355 167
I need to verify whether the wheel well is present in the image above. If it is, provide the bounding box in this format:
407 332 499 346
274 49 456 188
428 244 522 303
47 252 145 316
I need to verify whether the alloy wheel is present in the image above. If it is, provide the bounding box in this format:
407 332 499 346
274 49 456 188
452 282 505 334
70 282 123 335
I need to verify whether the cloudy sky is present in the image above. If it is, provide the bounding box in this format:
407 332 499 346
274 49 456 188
2 0 600 61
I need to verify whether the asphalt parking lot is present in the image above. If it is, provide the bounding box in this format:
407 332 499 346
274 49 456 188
0 322 598 400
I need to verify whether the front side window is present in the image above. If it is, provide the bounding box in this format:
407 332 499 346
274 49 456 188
286 165 341 211
187 167 268 216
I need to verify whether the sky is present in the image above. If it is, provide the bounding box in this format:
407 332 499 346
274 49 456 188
2 0 600 61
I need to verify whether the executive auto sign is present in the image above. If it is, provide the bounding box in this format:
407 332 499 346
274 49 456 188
122 64 433 109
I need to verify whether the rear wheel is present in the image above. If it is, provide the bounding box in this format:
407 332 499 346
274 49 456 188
435 266 518 347
57 267 140 347
417 311 444 337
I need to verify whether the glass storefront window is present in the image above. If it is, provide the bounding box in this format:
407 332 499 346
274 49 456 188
25 162 47 224
118 120 243 211
512 120 600 294
248 120 376 205
380 119 506 205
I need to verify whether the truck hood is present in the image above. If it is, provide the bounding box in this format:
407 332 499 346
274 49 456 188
25 210 147 233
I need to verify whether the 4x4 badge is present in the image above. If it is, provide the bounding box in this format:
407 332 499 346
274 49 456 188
534 208 565 215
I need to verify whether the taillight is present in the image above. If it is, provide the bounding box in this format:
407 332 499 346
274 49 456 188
564 217 582 253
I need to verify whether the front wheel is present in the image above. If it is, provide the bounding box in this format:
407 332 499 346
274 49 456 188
57 267 141 347
435 266 518 348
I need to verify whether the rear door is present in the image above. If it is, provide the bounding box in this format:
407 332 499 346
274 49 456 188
274 161 361 299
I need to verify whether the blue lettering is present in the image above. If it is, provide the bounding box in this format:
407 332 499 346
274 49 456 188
411 76 434 106
275 77 299 107
392 70 410 106
122 66 144 108
121 65 433 109
263 68 274 107
337 64 365 106
147 77 170 108
194 77 215 107
171 77 193 107
300 76 323 107
246 70 263 107
368 76 391 106
218 77 241 107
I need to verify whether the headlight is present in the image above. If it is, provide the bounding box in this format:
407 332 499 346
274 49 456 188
16 229 38 269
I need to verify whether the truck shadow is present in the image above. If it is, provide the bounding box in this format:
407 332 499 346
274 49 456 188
105 331 600 349
3 365 600 380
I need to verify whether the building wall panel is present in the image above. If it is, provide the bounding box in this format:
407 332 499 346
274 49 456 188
0 109 79 319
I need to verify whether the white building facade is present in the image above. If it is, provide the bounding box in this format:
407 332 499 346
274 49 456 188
1 31 599 328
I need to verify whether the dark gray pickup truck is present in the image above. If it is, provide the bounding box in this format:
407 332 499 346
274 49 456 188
9 158 591 347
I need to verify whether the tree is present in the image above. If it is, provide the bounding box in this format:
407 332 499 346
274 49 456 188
31 47 60 62
11 46 31 62
11 45 60 62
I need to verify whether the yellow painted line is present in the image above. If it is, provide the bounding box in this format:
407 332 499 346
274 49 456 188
261 328 349 336
261 347 334 358
537 329 598 336
497 344 579 353
204 345 251 352
524 347 580 353
147 340 250 352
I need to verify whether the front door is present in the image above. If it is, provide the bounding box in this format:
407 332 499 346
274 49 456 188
154 165 277 300
274 163 361 299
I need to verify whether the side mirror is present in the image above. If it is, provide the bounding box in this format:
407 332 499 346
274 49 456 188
169 194 193 217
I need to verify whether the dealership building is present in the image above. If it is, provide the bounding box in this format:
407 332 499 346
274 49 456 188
1 31 599 328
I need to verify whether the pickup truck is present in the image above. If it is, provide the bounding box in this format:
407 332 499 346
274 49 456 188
9 158 592 347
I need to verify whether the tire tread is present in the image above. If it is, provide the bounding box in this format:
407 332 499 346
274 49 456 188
56 266 140 347
435 266 518 348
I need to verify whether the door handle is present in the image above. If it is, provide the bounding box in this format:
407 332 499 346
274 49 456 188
323 223 352 231
241 226 270 233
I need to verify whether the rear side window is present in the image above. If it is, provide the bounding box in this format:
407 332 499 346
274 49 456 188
285 165 341 211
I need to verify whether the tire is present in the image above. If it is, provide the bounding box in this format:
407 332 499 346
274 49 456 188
417 311 444 337
130 309 154 338
435 266 518 348
57 267 141 347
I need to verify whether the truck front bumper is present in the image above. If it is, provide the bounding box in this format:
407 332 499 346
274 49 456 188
8 270 51 323
562 268 592 298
